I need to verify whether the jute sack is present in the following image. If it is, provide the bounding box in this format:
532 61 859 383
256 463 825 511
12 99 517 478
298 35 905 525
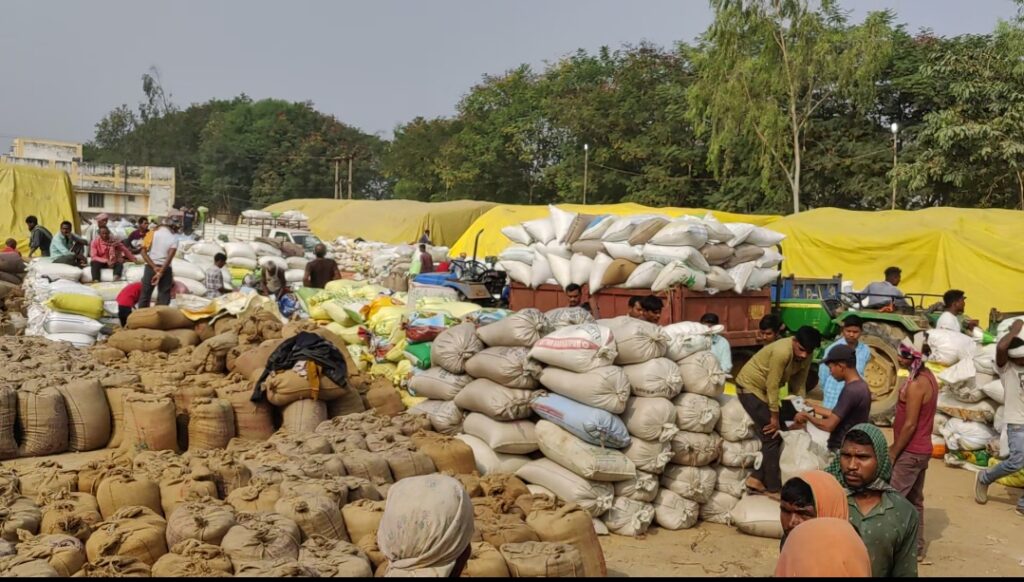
121 393 178 453
720 439 762 468
150 539 233 577
0 496 41 542
410 399 464 436
230 343 277 381
214 383 275 441
431 323 485 374
669 431 723 467
16 384 69 457
14 531 85 577
535 420 636 482
340 499 385 545
700 490 739 525
660 464 717 504
622 437 672 475
730 494 783 539
455 434 531 476
298 536 373 578
166 329 200 348
622 358 684 399
462 413 538 455
476 513 539 548
673 393 721 434
17 460 77 498
599 316 669 365
188 452 252 497
652 488 699 530
225 478 281 513
538 366 631 414
275 494 348 542
188 397 235 451
95 471 162 518
158 475 218 517
282 399 328 434
464 347 542 390
462 541 510 577
528 323 617 373
221 511 302 565
515 459 614 518
454 379 534 421
341 449 394 487
191 332 238 374
85 506 167 566
266 371 346 407
613 471 659 503
410 431 477 474
601 496 655 537
678 351 726 397
126 306 193 331
500 541 585 577
327 387 366 417
107 329 179 353
620 396 679 443
476 308 547 347
0 555 57 577
366 380 404 418
524 497 602 577
0 385 16 460
39 491 102 541
717 397 756 442
715 465 753 499
165 499 236 547
384 449 436 481
407 367 471 401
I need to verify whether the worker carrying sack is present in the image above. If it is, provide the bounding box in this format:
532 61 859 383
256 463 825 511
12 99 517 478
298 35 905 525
250 332 348 402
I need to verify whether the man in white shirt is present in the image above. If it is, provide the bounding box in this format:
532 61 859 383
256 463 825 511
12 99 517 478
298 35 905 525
138 217 178 307
935 289 966 333
975 318 1024 517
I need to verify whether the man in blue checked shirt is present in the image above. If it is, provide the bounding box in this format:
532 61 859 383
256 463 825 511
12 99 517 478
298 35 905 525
819 315 871 409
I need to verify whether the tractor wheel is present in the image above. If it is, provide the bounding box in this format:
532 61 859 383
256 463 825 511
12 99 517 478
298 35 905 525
860 335 902 426
862 321 909 349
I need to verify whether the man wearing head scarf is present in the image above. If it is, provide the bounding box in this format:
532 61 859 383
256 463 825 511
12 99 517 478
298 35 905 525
828 423 919 577
86 213 110 249
377 474 473 577
889 342 939 560
779 470 849 549
775 518 871 578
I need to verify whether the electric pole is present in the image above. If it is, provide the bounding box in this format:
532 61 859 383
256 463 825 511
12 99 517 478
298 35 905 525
347 155 354 200
333 157 341 200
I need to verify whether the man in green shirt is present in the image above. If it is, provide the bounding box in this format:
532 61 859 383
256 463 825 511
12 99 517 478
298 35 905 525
828 423 919 577
735 326 822 495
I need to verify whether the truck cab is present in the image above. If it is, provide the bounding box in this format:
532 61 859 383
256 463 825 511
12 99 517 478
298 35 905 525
269 228 324 255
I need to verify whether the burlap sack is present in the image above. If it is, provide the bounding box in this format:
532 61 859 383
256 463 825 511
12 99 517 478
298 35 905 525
158 475 218 517
669 431 723 467
298 536 373 577
407 367 472 401
191 332 238 374
476 513 538 547
75 555 153 577
366 380 404 418
500 541 585 577
150 539 233 577
620 396 679 443
121 393 178 453
431 323 485 374
39 491 102 542
275 494 348 542
85 506 168 566
107 329 180 353
600 259 639 287
51 380 111 453
266 371 345 407
384 449 436 481
282 399 328 434
226 478 282 513
165 498 236 547
230 343 277 380
126 306 194 331
0 385 17 459
454 379 534 421
464 347 542 390
16 383 68 457
462 541 510 577
340 449 394 487
327 387 367 417
0 496 41 542
476 308 547 347
340 499 385 545
166 329 200 347
95 472 162 518
279 478 348 508
214 383 275 441
221 511 302 565
14 531 85 577
410 432 477 474
16 460 77 498
188 397 235 451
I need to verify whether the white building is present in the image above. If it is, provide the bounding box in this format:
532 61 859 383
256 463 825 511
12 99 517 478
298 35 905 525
2 137 176 218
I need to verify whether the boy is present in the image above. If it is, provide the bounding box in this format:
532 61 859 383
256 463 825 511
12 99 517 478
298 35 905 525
116 281 143 327
204 253 231 298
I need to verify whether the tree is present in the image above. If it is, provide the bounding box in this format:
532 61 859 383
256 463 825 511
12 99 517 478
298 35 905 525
383 117 462 201
689 0 894 213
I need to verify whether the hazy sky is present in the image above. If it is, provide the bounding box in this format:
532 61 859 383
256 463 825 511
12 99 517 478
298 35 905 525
0 0 1018 150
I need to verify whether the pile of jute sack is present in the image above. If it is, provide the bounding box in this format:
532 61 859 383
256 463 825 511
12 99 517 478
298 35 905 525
407 306 788 540
496 206 785 294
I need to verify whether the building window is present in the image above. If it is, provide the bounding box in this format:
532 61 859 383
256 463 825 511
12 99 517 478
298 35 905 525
88 192 105 208
128 195 136 202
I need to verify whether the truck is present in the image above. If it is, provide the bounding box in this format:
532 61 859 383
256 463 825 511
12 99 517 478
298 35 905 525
198 218 325 257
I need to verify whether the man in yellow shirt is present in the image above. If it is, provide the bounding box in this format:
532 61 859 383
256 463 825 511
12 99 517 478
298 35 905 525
735 326 822 497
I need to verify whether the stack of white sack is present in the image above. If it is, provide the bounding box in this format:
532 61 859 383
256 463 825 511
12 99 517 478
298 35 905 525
330 237 450 284
496 205 785 295
24 276 108 348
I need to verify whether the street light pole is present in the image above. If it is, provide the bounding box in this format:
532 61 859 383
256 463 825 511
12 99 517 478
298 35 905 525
582 143 589 205
890 122 899 210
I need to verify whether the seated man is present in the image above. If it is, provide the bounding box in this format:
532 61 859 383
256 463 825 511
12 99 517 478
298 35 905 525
2 239 20 256
818 316 870 409
565 283 593 315
627 296 644 319
756 313 786 344
49 221 88 267
89 225 136 281
794 344 871 453
935 289 970 332
861 266 908 309
700 312 732 374
640 295 663 325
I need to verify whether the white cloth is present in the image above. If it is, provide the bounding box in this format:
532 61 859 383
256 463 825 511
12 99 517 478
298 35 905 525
148 227 179 266
935 311 961 333
998 362 1024 425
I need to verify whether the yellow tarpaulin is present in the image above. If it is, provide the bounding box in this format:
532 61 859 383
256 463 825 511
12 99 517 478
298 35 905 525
0 164 79 255
262 199 496 247
449 202 782 258
771 207 1024 325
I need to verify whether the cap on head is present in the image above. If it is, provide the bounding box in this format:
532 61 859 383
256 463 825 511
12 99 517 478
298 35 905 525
824 344 857 366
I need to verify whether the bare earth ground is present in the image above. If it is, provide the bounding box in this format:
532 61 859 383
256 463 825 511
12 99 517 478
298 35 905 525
6 438 1023 577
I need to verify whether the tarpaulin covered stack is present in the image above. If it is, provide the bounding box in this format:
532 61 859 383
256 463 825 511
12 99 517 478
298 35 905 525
0 164 80 256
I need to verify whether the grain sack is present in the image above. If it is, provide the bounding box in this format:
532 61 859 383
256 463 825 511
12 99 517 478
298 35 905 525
673 393 721 434
720 439 762 468
462 413 538 455
215 383 275 441
500 541 585 577
0 496 41 542
158 475 218 517
166 329 200 347
410 399 464 435
14 531 85 577
779 429 831 485
0 385 17 460
524 498 605 577
622 359 683 399
454 379 534 421
464 347 541 390
0 556 58 577
121 393 177 453
528 323 617 373
107 329 179 353
151 540 233 577
17 461 77 498
622 437 672 475
652 488 699 530
282 399 328 434
16 384 69 457
266 372 346 407
623 261 662 288
538 366 631 414
275 495 348 542
231 344 277 380
327 388 366 417
39 491 102 541
165 499 236 547
717 396 756 442
340 499 386 546
384 449 436 481
730 495 783 539
95 472 162 518
233 558 317 577
188 398 235 451
85 506 167 566
410 432 477 474
366 381 404 418
407 368 472 401
476 513 539 548
221 512 302 565
462 541 510 578
455 434 530 476
611 471 657 503
515 459 613 518
601 496 654 537
700 490 739 525
620 396 678 444
664 324 714 362
678 351 726 397
193 454 251 497
669 431 723 467
476 308 546 347
545 307 596 332
535 420 636 482
599 258 639 287
341 449 394 487
599 316 669 365
298 536 373 578
226 479 282 513
531 393 630 449
431 323 485 374
715 466 753 499
937 392 997 423
660 464 717 504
